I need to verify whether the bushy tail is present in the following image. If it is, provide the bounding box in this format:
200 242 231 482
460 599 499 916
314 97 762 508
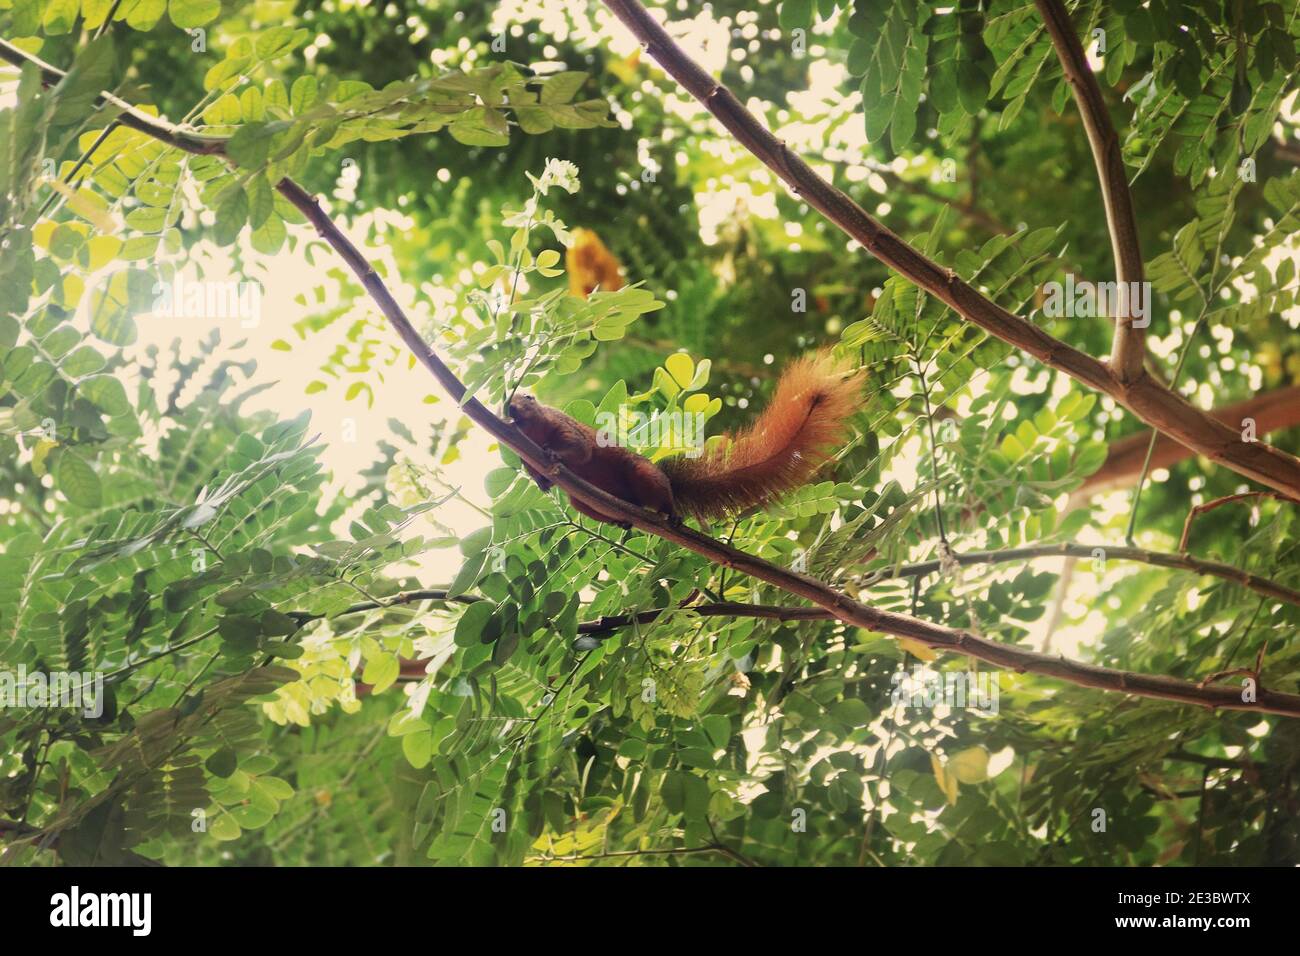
663 351 864 522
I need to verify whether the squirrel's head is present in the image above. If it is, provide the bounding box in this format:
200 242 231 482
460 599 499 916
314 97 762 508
508 392 539 424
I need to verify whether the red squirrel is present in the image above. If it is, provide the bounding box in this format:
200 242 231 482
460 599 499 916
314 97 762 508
508 351 865 526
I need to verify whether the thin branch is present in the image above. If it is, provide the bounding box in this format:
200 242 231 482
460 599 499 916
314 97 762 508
289 588 483 624
1166 748 1257 771
593 1 1300 501
0 38 224 154
1036 0 1146 382
11 38 1300 720
861 541 1300 609
1180 491 1297 552
304 535 1300 640
1125 309 1208 544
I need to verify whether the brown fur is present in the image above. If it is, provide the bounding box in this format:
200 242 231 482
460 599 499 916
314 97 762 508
508 351 863 526
662 351 864 521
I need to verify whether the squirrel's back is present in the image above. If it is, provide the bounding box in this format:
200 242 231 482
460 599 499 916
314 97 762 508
662 351 864 521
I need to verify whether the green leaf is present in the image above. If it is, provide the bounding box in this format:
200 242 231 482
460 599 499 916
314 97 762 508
290 76 318 114
448 114 510 147
831 698 871 726
57 451 102 508
80 374 131 415
362 653 400 694
454 601 494 647
254 26 304 59
209 812 242 841
43 0 80 34
779 0 814 30
87 268 153 346
124 0 167 31
206 747 238 778
539 71 587 105
245 176 275 230
227 123 277 168
169 0 220 28
214 187 249 245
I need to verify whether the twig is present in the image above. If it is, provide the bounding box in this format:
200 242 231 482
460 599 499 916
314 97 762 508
1180 491 1297 552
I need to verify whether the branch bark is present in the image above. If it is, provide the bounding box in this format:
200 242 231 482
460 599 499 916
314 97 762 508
595 1 1300 502
1079 384 1300 495
1036 0 1146 382
9 36 1300 719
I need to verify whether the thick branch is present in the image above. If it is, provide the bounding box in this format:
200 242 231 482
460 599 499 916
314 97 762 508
1036 0 1146 382
1079 385 1300 495
10 37 1300 719
595 1 1300 501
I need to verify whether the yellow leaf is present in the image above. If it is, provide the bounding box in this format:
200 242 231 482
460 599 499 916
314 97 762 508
949 746 989 784
31 438 57 477
46 179 118 234
682 392 710 414
664 352 694 388
59 273 84 307
32 220 57 250
898 637 940 662
86 235 122 271
930 752 959 806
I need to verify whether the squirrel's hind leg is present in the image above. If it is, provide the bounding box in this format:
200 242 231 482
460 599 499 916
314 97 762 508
567 493 631 529
522 462 553 492
625 458 678 522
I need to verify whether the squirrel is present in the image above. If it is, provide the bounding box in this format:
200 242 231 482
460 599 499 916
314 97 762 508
508 351 865 527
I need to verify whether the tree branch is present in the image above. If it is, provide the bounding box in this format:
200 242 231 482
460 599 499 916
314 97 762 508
862 541 1300 609
0 38 225 154
1079 385 1300 495
1035 0 1146 382
11 37 1300 719
298 535 1300 636
594 1 1300 501
1180 491 1296 553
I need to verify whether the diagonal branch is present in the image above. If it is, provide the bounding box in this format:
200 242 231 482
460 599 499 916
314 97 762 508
1036 0 1146 382
8 37 1300 719
594 0 1300 502
1079 384 1300 495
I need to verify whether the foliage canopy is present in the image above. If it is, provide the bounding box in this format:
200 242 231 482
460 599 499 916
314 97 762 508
1 0 1299 866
